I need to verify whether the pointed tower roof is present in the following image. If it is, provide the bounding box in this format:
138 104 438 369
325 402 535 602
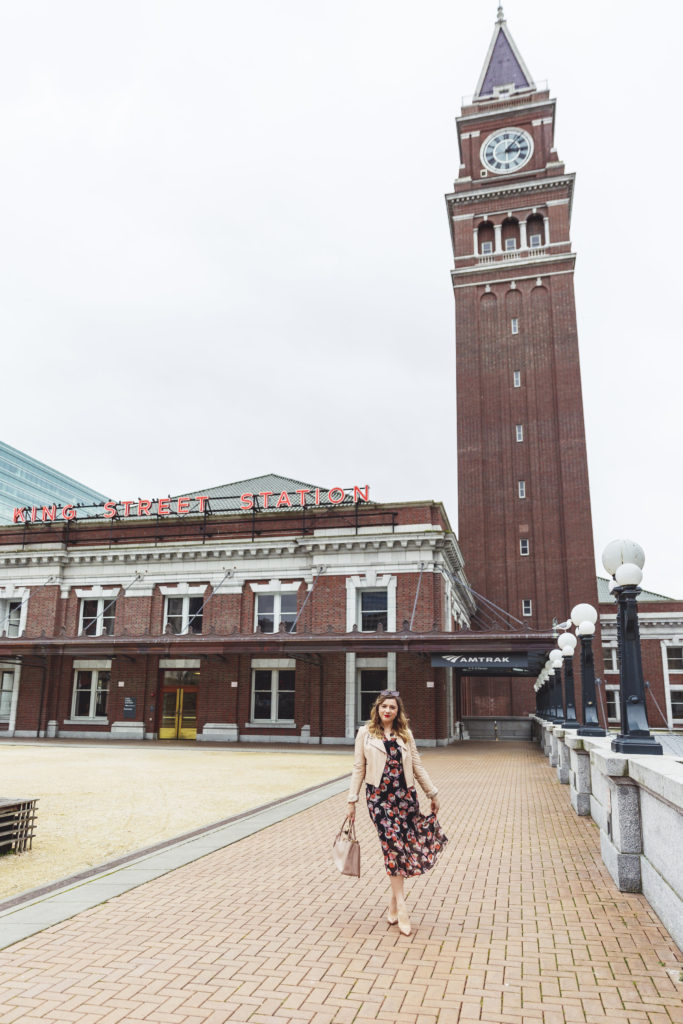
473 6 534 100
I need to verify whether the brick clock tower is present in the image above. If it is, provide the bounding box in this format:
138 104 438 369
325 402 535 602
447 8 599 713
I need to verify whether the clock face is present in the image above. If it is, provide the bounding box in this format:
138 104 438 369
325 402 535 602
481 129 533 174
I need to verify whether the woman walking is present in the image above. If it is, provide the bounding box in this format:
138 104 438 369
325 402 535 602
347 690 447 936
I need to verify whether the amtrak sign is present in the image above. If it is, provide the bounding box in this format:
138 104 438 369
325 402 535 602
431 653 530 675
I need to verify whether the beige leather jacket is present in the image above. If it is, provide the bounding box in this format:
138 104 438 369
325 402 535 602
347 725 438 802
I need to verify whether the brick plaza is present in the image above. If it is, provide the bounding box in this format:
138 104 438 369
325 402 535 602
1 742 681 1024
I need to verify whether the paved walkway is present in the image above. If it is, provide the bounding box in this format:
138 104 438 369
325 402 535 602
0 742 681 1024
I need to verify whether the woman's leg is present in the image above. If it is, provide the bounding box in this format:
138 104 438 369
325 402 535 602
390 874 411 935
389 873 404 912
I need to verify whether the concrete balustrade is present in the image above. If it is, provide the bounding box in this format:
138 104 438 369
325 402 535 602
532 716 683 951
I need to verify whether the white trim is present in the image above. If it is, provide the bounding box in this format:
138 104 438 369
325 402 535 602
159 583 207 596
159 658 201 669
0 661 21 734
73 659 112 670
75 586 120 598
163 593 205 635
70 666 111 721
345 653 356 739
251 658 296 669
250 665 296 725
249 579 301 593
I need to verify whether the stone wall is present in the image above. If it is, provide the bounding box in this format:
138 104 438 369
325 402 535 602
532 717 683 952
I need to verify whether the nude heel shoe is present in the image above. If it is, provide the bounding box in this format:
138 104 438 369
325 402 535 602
397 904 411 936
387 907 398 925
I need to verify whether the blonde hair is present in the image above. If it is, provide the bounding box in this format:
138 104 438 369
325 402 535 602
367 692 411 742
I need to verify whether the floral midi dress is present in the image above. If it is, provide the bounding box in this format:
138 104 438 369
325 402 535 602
366 736 448 877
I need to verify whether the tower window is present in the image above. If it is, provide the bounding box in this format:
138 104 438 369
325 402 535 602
513 371 521 387
518 480 526 498
522 599 532 617
481 241 493 254
529 233 542 248
520 539 530 556
505 238 517 251
515 425 524 442
511 318 519 334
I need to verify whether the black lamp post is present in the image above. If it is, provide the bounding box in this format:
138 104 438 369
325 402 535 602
570 602 606 737
560 651 580 728
549 656 564 721
556 629 580 728
602 540 663 755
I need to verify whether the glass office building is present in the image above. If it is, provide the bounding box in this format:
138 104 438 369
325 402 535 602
0 440 108 523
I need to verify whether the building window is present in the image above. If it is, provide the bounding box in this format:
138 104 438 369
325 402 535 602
360 591 388 631
522 599 532 616
505 238 517 251
529 233 542 248
79 598 116 637
256 593 297 633
511 317 519 334
513 371 521 388
516 425 524 442
481 241 493 254
602 646 620 672
605 685 621 723
671 688 683 722
165 596 203 635
71 669 110 719
518 480 526 498
251 668 295 723
520 539 530 556
0 670 15 721
359 669 388 722
0 599 22 637
665 646 683 671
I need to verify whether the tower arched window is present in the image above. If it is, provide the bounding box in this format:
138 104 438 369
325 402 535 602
477 221 495 255
527 214 545 248
501 217 520 252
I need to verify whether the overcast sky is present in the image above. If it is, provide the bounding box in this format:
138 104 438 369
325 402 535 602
0 1 680 599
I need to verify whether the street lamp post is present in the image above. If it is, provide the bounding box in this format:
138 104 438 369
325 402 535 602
549 648 564 721
602 540 663 755
558 631 580 728
571 603 605 737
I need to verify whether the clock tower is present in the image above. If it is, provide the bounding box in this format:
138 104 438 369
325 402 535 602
447 8 599 713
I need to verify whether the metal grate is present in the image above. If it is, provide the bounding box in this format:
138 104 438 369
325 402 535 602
0 797 38 854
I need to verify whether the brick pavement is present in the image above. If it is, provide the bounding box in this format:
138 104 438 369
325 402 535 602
0 742 681 1024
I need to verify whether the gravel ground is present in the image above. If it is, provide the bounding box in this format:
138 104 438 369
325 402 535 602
0 742 351 901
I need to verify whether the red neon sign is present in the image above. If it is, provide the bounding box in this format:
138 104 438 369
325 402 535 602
12 486 370 524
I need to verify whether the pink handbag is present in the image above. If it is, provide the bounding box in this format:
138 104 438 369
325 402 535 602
332 816 361 877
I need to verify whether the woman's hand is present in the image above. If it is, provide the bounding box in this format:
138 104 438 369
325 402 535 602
430 796 440 815
347 801 356 820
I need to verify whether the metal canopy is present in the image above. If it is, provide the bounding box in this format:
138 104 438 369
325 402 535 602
0 628 554 661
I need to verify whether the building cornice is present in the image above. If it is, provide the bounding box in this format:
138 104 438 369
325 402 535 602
446 174 574 209
456 97 554 127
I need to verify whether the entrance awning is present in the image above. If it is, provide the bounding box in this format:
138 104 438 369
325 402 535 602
431 652 547 676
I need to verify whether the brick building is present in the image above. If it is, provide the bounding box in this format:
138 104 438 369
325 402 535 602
445 8 683 735
0 475 556 744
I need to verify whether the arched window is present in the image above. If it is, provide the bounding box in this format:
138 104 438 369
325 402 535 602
478 221 495 255
501 217 520 252
527 214 545 248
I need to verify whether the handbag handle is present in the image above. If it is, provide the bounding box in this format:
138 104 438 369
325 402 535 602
340 815 357 841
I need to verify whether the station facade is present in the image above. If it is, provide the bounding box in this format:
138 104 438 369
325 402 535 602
0 474 556 744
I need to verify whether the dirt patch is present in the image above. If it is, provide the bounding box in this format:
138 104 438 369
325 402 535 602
0 743 351 900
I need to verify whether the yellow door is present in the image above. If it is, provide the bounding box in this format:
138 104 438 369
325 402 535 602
159 687 197 740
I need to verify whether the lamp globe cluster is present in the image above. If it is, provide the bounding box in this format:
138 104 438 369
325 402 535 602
601 538 645 588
